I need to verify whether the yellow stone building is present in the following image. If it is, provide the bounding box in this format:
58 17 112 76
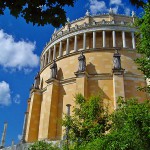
23 10 148 143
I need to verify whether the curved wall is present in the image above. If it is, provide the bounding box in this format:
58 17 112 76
24 13 148 143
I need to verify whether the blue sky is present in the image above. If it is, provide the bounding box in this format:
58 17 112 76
0 0 142 147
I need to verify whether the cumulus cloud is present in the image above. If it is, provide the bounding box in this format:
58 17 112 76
89 0 108 14
0 29 39 71
88 0 132 16
125 8 131 16
112 6 119 14
13 94 21 104
110 0 122 5
0 81 11 106
18 134 22 140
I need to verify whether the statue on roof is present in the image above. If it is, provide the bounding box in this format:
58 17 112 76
109 8 114 15
85 10 90 16
132 11 136 17
34 72 40 89
50 60 58 79
78 51 86 72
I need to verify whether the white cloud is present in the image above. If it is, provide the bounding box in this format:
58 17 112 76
89 0 108 14
0 81 11 106
110 0 122 5
13 94 21 104
0 29 39 71
112 6 119 14
125 8 131 16
18 134 22 140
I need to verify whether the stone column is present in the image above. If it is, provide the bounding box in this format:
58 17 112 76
48 49 51 63
74 35 78 52
112 30 116 47
83 33 86 50
53 45 56 60
45 52 48 66
122 31 126 48
131 32 136 49
102 31 106 48
0 122 7 148
66 38 70 55
59 41 62 57
93 31 96 49
43 55 46 67
40 58 43 70
42 56 44 68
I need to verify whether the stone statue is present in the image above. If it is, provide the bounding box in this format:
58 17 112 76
113 49 121 70
109 8 114 15
132 11 136 17
78 51 86 72
85 10 90 16
50 60 57 79
34 72 40 89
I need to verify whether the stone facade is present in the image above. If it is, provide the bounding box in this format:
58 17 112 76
24 12 148 143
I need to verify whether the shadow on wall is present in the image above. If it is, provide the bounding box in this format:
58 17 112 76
86 62 97 74
86 62 111 108
57 68 64 80
56 84 66 140
40 78 43 89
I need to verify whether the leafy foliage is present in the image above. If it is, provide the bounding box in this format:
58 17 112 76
129 0 148 8
80 97 150 150
28 140 60 150
62 93 109 149
135 3 150 93
0 0 76 27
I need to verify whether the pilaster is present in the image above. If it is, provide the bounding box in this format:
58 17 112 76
25 89 42 142
112 69 125 109
74 71 88 97
38 79 59 140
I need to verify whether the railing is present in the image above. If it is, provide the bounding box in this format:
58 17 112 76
44 19 133 51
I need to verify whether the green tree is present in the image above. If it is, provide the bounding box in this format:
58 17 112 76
28 140 60 150
0 0 76 27
81 98 150 150
134 3 150 93
129 0 149 8
62 93 109 149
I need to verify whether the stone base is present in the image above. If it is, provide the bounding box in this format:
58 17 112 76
112 68 125 75
74 71 88 78
46 78 59 84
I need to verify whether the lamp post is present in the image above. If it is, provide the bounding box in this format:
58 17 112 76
66 104 71 150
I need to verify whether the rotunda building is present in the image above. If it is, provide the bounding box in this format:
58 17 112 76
24 10 148 143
